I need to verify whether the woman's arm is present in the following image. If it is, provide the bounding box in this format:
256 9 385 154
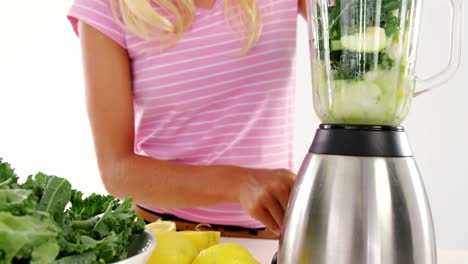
299 0 306 19
78 21 295 233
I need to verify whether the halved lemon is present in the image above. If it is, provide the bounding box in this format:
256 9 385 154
192 243 260 264
145 219 177 233
179 231 221 251
147 231 198 264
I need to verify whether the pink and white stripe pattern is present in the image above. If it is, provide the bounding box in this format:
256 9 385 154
68 0 297 228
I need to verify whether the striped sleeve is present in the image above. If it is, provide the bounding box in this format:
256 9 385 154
67 0 126 48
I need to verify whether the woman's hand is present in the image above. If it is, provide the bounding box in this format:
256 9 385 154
238 168 296 235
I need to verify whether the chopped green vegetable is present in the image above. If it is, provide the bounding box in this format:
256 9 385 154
312 63 414 125
0 159 145 264
317 0 408 81
340 27 387 53
311 0 416 125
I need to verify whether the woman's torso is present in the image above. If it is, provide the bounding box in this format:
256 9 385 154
69 0 298 228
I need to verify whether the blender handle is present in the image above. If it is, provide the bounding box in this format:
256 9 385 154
414 0 463 96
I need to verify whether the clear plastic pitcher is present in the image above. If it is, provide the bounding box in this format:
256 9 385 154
308 0 463 126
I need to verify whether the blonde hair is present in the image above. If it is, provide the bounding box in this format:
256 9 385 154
110 0 263 54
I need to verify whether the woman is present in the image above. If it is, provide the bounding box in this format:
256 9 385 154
68 0 306 238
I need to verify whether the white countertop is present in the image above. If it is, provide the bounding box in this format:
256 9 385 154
221 237 468 264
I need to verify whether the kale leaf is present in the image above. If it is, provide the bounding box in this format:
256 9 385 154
53 252 97 264
0 159 19 190
0 212 60 264
0 189 36 215
68 191 116 221
21 173 52 204
0 159 145 264
37 176 72 224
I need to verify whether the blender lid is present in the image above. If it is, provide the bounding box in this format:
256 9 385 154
310 124 413 157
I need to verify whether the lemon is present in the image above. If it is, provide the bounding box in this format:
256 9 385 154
192 243 260 264
147 231 198 264
179 231 221 251
145 220 176 233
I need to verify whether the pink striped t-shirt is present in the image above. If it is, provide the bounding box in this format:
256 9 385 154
68 0 297 228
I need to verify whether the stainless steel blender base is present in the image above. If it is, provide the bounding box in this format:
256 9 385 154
278 153 436 264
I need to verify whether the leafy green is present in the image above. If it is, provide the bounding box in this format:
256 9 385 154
37 176 72 224
31 241 61 264
93 198 145 239
0 212 59 264
0 189 36 215
68 191 116 221
57 197 144 263
21 173 52 204
329 50 395 80
54 252 97 264
0 159 145 264
0 159 18 189
382 10 400 38
325 0 402 38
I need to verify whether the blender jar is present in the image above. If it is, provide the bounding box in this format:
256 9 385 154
308 0 463 126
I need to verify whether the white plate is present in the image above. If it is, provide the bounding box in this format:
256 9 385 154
114 230 156 264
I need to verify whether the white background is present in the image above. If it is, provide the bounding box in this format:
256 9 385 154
0 0 467 251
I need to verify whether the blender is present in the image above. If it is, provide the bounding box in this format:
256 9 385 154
274 0 463 263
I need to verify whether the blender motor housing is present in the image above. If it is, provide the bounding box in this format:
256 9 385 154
277 124 436 264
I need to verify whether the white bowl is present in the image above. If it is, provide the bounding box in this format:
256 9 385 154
114 230 156 264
